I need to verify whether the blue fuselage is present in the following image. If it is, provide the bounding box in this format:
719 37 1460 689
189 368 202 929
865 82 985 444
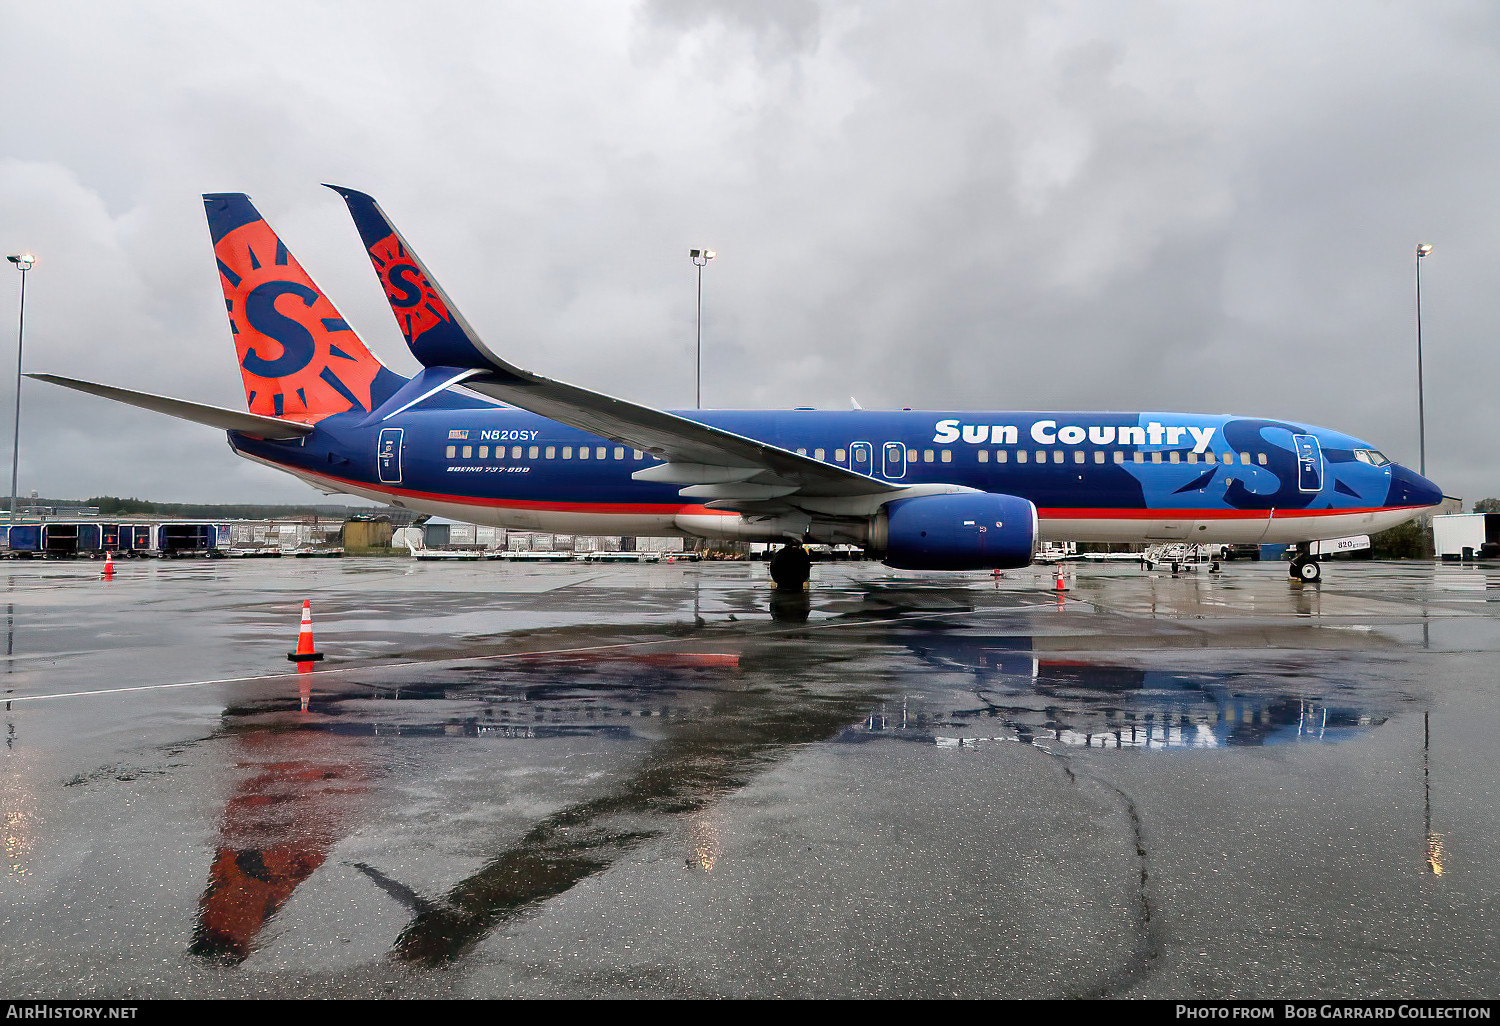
231 406 1442 545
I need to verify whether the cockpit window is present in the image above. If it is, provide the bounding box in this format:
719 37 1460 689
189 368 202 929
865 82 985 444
1354 449 1392 467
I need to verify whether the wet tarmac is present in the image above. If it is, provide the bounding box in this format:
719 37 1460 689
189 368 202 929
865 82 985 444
1 557 1496 999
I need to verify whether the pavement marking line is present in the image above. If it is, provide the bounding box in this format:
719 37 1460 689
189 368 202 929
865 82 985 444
3 599 1067 706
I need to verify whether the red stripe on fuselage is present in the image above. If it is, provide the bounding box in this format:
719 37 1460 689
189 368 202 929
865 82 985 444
1037 506 1425 520
291 466 725 516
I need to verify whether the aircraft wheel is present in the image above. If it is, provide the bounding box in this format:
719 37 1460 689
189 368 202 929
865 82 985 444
769 542 811 590
1292 557 1321 582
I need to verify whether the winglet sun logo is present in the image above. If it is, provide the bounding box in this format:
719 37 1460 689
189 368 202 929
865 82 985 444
215 220 383 422
365 233 453 348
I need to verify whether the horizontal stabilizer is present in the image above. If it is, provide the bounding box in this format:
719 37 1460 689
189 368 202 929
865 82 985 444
27 373 315 439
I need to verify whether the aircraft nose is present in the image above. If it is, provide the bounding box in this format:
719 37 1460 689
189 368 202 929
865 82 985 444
1387 464 1444 510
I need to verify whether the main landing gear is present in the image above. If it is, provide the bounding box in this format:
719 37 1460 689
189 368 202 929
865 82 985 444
1289 544 1321 583
769 540 811 590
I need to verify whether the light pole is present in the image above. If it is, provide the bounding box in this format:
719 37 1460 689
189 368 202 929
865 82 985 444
690 248 715 408
1415 243 1432 478
5 254 33 525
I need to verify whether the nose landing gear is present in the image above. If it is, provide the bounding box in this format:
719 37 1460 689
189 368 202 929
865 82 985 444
1289 545 1321 582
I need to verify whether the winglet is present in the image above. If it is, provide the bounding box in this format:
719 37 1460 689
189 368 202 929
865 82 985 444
323 185 506 373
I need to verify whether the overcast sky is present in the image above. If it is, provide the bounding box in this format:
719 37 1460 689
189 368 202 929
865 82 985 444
2 1 1497 504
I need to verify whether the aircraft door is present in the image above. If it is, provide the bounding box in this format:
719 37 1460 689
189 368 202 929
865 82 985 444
378 427 404 484
1292 434 1323 493
850 441 873 476
882 441 907 479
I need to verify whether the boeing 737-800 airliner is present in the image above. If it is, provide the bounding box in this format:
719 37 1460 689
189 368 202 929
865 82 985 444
33 188 1443 586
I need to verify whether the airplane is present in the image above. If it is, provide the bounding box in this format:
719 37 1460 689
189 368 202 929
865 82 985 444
31 188 1444 588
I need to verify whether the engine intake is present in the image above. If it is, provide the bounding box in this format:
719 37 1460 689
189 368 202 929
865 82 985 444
872 492 1037 571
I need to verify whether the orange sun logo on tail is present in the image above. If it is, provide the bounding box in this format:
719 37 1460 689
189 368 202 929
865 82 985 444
367 233 453 346
214 219 384 421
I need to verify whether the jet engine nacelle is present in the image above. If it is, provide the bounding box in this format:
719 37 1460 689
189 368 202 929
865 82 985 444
871 492 1038 571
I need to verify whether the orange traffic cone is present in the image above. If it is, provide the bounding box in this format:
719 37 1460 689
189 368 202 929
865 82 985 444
287 600 324 667
1055 572 1066 592
102 552 114 580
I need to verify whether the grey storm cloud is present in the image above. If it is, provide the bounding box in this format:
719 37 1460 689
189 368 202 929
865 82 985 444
0 0 1496 504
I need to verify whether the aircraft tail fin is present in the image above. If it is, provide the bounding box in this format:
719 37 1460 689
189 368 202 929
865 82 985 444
203 193 408 423
323 185 506 372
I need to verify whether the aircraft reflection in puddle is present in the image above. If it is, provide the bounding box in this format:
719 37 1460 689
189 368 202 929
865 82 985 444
188 585 1398 965
869 626 1394 751
190 638 882 965
190 728 370 962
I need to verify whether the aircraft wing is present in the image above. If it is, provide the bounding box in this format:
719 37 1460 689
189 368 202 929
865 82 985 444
27 373 315 439
460 372 892 500
327 185 903 504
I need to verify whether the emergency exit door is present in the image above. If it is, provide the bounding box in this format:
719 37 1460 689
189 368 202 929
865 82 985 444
882 441 907 479
850 441 873 476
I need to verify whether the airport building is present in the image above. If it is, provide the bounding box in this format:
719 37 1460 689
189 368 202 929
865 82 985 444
0 510 689 561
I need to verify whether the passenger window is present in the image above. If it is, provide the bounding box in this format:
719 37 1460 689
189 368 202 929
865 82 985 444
1186 452 1197 464
512 446 522 459
1205 452 1216 464
907 449 918 461
1151 452 1162 464
597 447 606 460
546 446 556 459
1169 452 1179 464
1113 451 1124 464
1074 451 1085 464
1241 452 1252 464
796 448 807 456
562 446 572 459
462 446 473 459
977 450 988 463
1133 452 1144 464
835 448 847 462
923 450 934 463
634 449 645 460
815 448 825 461
1053 451 1063 462
1257 453 1268 465
1035 451 1046 464
996 450 1008 463
445 446 456 459
1016 450 1028 464
579 447 590 460
614 447 624 460
941 450 951 463
1094 451 1104 464
479 445 489 459
529 446 539 459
